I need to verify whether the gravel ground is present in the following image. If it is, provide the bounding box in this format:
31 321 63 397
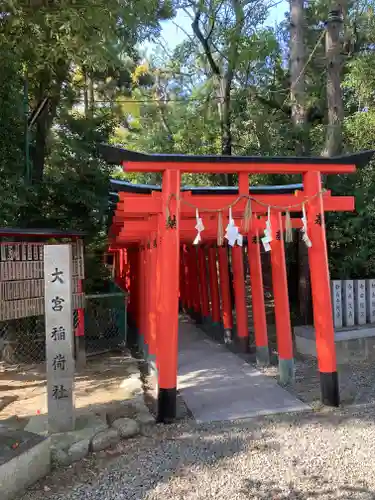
20 404 375 500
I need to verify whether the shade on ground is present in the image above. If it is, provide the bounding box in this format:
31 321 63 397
178 318 309 423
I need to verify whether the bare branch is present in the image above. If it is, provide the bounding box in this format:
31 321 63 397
171 19 195 44
192 9 221 76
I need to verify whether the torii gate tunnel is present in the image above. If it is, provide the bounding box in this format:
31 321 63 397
100 145 374 423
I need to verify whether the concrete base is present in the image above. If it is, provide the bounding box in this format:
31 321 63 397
295 325 375 364
256 346 270 366
0 429 50 500
278 358 295 385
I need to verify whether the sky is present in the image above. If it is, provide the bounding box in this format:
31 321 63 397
143 1 288 56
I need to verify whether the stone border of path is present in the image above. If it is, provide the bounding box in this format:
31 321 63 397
0 372 156 500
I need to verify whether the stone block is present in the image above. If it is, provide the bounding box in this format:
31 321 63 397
51 447 71 467
91 428 120 452
137 412 155 426
0 430 50 500
67 439 90 463
112 418 140 439
295 325 375 364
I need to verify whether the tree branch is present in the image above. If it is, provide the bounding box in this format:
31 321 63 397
192 10 221 76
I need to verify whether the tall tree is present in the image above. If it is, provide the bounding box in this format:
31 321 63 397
290 0 308 154
289 0 312 324
324 3 345 156
1 0 174 184
177 0 270 183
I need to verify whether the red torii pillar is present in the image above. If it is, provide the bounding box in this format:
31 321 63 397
148 233 158 361
270 211 294 384
197 246 210 322
156 170 180 422
208 246 221 326
188 246 202 323
247 227 269 365
231 245 249 352
305 171 339 406
218 246 233 344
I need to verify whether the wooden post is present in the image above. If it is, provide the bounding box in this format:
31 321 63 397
247 228 269 365
208 246 221 325
270 211 294 384
198 246 210 321
157 169 180 422
304 171 339 406
231 245 249 352
218 246 233 344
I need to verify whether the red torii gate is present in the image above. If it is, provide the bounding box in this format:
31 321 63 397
100 144 374 423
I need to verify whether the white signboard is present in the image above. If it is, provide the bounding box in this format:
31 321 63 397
331 280 343 329
44 244 75 433
343 280 355 327
354 279 367 326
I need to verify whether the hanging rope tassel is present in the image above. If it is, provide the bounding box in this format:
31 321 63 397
285 210 293 243
193 208 205 245
217 211 224 246
301 203 312 248
243 197 252 233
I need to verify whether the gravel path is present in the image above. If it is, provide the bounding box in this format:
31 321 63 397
20 404 375 500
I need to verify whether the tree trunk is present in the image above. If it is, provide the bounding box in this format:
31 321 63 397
221 82 234 186
290 0 313 325
83 68 89 118
324 6 344 157
31 63 68 185
89 76 95 118
290 0 309 155
31 70 50 184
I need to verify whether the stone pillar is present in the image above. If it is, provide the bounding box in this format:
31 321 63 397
366 279 375 324
331 280 343 329
342 280 355 327
354 279 366 326
44 244 75 433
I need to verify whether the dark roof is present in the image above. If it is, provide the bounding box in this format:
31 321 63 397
0 228 85 238
99 144 375 168
109 179 303 197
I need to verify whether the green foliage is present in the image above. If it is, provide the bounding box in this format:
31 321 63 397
0 0 174 290
1 0 375 283
0 46 26 226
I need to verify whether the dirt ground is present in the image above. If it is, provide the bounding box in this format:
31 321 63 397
0 352 140 426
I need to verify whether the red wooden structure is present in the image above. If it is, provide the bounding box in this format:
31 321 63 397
100 144 374 423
